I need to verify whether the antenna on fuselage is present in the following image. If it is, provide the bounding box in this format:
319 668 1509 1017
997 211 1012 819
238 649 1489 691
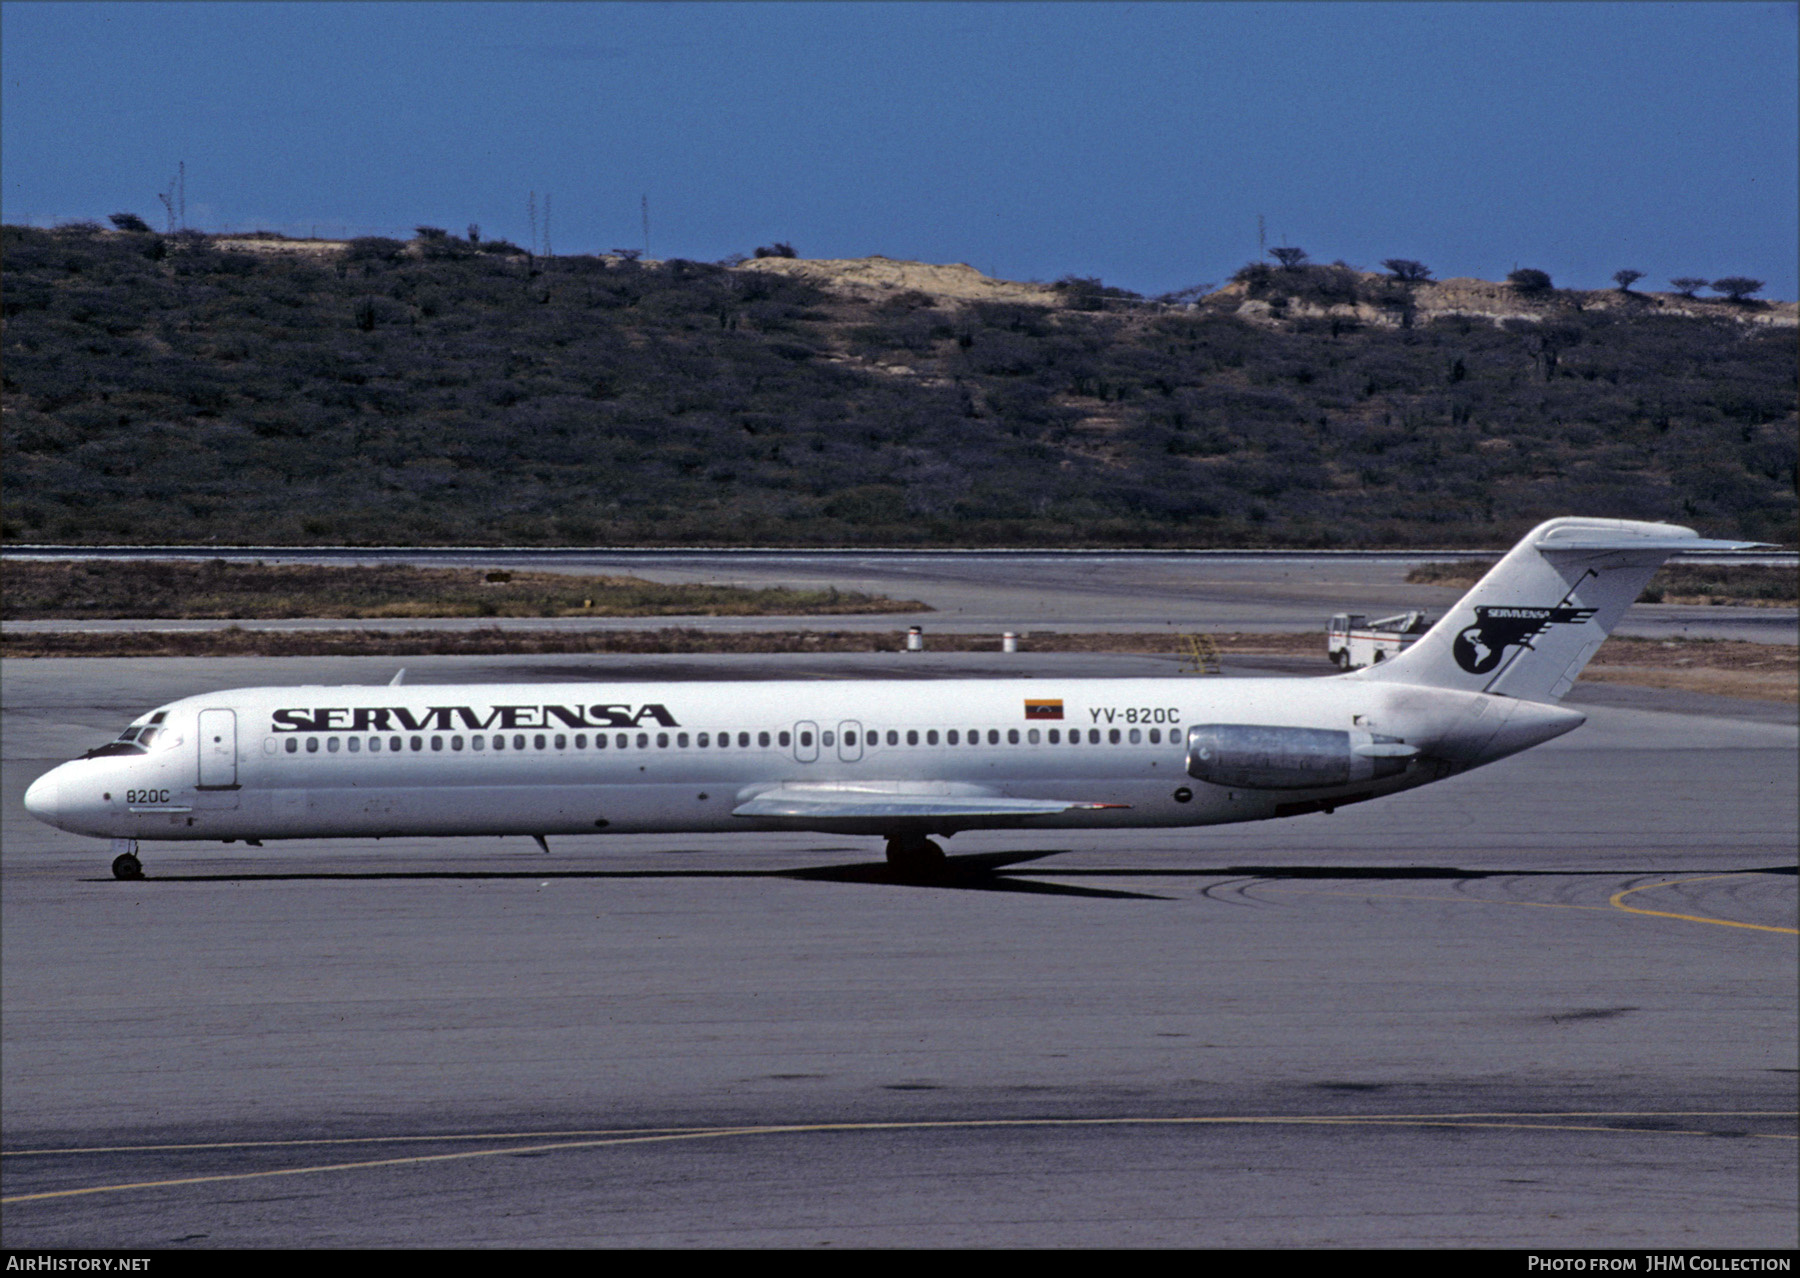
389 668 406 686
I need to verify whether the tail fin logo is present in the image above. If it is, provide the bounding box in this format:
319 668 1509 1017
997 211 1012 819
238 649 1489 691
1452 606 1598 674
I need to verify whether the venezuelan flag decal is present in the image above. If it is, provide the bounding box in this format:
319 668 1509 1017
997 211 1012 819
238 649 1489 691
1023 699 1064 720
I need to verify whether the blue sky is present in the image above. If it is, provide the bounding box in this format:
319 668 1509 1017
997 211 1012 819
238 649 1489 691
4 1 1796 298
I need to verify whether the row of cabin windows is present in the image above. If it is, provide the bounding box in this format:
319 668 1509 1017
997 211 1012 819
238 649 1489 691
281 725 1183 755
286 730 781 755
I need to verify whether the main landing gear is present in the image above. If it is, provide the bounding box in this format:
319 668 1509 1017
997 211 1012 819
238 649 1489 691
884 833 948 876
111 837 143 881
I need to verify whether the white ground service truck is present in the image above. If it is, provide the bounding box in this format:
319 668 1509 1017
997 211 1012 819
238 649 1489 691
1326 610 1432 670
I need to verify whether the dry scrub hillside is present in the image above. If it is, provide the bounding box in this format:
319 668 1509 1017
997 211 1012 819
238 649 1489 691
189 233 1799 326
6 223 1792 548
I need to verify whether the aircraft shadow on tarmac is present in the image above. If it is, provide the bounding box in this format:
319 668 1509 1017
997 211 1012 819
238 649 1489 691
86 857 1796 901
91 850 1159 899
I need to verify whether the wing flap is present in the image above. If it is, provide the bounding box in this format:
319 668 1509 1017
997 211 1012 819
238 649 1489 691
731 781 1125 822
734 794 1121 820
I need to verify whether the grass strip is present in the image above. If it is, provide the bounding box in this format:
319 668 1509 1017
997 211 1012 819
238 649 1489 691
1 560 925 621
1405 561 1796 606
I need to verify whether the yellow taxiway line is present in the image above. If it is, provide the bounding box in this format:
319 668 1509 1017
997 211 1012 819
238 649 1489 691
5 1111 1794 1205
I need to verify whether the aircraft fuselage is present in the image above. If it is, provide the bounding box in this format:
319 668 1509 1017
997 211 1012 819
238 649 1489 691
24 675 1582 845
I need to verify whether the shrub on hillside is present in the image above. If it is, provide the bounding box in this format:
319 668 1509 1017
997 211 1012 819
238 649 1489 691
346 237 407 263
1712 277 1765 303
1382 259 1432 282
1233 261 1362 306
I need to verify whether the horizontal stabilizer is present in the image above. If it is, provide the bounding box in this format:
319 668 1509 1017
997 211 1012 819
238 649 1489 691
1531 524 1768 555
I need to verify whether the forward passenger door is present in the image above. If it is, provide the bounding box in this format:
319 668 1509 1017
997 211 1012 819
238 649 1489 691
197 709 237 788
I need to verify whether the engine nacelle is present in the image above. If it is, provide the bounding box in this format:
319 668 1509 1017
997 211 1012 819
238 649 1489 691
1185 724 1418 791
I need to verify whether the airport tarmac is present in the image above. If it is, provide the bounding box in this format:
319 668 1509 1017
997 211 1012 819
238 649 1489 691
2 650 1793 1248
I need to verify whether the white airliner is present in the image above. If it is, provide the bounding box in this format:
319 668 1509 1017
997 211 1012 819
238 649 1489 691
24 518 1759 880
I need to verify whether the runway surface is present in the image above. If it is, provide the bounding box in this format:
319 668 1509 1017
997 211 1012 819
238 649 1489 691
8 547 1795 642
2 645 1793 1248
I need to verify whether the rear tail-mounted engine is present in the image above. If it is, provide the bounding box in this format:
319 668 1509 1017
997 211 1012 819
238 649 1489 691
1185 724 1419 790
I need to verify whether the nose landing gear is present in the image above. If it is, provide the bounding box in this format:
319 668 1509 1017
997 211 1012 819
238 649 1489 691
110 838 143 881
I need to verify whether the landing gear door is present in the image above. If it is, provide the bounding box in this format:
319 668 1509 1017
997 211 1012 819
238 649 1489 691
197 708 239 789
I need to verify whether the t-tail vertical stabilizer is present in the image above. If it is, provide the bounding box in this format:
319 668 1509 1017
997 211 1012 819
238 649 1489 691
1353 517 1765 703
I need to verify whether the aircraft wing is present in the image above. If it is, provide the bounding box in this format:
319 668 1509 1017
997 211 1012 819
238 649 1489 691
732 781 1125 824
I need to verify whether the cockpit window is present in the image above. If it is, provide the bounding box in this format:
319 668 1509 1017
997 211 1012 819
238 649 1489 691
84 711 174 759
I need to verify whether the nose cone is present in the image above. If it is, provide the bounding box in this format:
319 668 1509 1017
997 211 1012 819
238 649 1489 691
23 768 62 825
